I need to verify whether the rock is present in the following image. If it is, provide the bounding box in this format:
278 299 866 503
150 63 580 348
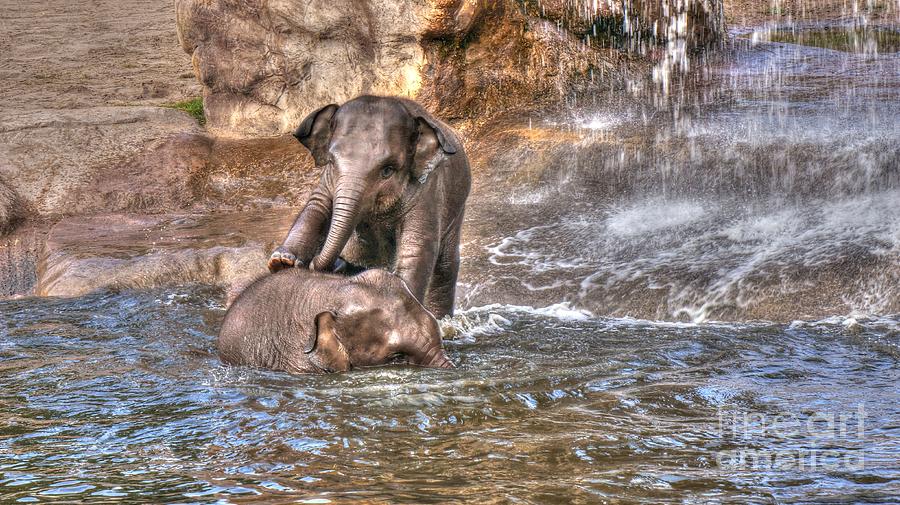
0 178 27 236
175 0 443 136
35 211 296 299
176 0 724 136
520 0 622 38
0 224 48 297
1 111 322 221
103 133 323 211
419 3 625 122
66 132 214 215
196 135 320 209
0 107 204 219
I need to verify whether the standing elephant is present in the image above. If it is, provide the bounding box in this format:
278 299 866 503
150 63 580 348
218 268 453 374
268 95 471 319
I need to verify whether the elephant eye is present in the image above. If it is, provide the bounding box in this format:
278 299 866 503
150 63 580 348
380 165 396 179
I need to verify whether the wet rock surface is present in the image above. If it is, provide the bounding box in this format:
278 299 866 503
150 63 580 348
194 135 320 209
36 211 295 299
0 224 47 297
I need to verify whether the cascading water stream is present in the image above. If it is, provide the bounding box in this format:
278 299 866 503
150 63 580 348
463 0 900 322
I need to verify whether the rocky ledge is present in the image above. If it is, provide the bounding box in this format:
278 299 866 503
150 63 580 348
35 211 295 301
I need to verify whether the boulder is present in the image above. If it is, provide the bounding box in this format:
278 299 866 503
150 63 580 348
176 0 725 136
175 0 446 136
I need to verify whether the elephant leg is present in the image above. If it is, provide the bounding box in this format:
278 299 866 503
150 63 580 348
425 227 461 319
271 184 332 272
395 214 440 304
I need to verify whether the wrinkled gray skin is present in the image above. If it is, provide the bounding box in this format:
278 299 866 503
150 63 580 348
268 95 471 319
218 268 453 374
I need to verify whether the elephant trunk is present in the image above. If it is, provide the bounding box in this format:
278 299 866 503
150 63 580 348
311 176 365 271
418 343 454 369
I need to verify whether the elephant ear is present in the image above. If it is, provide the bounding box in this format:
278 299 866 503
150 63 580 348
412 116 458 183
305 311 351 373
293 103 339 166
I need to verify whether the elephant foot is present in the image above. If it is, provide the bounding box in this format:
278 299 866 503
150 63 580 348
268 246 299 272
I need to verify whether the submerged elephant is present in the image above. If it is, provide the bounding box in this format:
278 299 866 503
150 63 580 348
218 268 454 374
268 95 471 319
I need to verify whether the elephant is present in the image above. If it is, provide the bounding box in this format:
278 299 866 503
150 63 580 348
218 268 454 374
268 95 471 319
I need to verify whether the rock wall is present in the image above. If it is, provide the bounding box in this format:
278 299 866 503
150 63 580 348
176 0 725 136
0 178 26 236
0 0 204 231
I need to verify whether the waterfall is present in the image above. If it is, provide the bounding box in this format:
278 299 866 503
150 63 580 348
466 0 900 322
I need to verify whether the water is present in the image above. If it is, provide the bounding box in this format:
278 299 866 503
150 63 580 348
467 191 900 322
459 18 900 322
1 288 897 503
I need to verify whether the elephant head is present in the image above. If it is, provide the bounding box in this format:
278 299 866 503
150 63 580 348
304 269 453 371
293 96 458 272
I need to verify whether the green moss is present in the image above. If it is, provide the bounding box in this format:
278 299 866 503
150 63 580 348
763 28 900 53
163 97 205 125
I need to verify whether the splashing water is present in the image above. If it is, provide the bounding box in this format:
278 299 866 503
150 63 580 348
0 289 897 502
480 192 900 322
463 2 900 323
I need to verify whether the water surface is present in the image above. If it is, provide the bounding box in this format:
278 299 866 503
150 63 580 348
1 289 898 503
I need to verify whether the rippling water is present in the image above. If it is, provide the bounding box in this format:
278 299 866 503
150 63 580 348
1 289 898 503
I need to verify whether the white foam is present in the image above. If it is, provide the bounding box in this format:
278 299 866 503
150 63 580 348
462 302 594 322
606 198 706 237
482 190 900 323
508 187 553 205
